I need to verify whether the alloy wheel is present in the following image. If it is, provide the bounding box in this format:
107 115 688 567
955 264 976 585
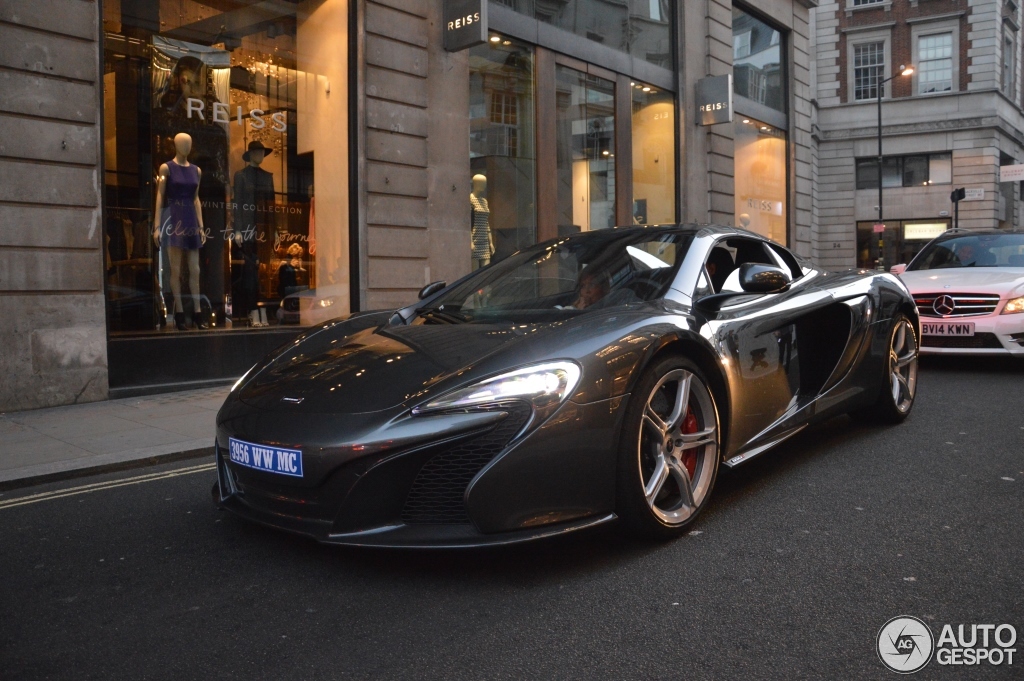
638 369 718 525
889 319 918 413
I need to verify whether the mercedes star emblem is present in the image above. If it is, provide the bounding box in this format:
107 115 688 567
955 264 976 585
933 295 955 316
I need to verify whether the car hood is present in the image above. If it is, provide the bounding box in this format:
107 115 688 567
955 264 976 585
236 303 665 414
899 267 1024 294
238 319 562 413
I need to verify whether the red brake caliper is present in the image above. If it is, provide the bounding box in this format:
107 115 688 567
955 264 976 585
681 408 699 479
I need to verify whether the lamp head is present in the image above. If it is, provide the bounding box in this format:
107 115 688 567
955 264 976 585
900 65 915 77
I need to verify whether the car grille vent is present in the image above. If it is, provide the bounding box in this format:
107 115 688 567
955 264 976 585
914 293 1000 317
401 406 530 525
922 333 1002 349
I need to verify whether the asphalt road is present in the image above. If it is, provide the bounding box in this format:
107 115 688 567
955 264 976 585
1 358 1022 680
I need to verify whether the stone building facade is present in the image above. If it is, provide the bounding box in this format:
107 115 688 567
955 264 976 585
0 0 818 411
813 0 1024 270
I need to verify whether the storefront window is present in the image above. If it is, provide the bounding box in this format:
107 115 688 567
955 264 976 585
555 66 616 234
504 1 673 68
469 38 536 267
102 0 348 334
630 83 675 225
732 7 785 111
857 220 950 269
734 118 787 245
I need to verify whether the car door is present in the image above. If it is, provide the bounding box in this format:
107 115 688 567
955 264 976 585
695 237 836 455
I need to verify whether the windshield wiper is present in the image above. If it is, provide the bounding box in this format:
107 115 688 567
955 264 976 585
418 305 468 324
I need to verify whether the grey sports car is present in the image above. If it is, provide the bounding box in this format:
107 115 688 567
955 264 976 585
212 225 920 547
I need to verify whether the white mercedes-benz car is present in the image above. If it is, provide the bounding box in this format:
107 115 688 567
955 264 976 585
891 229 1024 356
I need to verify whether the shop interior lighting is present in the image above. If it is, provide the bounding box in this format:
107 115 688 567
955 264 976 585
489 35 501 43
641 86 651 92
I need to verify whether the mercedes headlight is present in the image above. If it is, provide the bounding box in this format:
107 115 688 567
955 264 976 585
1002 296 1024 314
413 361 581 416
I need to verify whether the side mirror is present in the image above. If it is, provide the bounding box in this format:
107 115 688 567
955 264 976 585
739 263 791 293
889 264 907 276
418 280 447 300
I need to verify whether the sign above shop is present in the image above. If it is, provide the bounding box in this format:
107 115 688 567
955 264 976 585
696 75 733 126
904 222 948 241
444 0 487 52
999 164 1024 182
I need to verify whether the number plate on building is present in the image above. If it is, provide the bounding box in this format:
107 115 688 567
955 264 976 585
228 438 303 478
921 321 975 337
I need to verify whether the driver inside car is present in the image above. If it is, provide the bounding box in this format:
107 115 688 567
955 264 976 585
572 270 611 309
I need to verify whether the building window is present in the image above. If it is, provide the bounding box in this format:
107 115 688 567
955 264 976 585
734 31 751 59
555 65 617 234
631 83 676 225
470 39 536 267
853 0 885 5
102 0 347 336
1003 32 1016 97
855 153 953 189
509 1 673 68
733 8 785 112
854 41 885 100
734 118 788 245
918 33 953 94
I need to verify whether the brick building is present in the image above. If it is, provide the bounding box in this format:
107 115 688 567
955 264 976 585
0 0 818 411
813 0 1024 270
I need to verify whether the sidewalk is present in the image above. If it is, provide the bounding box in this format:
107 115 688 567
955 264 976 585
0 386 229 488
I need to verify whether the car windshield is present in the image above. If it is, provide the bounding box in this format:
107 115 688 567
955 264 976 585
908 233 1024 271
420 230 693 323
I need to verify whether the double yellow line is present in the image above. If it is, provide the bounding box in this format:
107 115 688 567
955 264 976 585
0 462 217 510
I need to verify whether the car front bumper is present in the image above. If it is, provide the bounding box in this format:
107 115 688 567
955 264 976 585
212 396 628 547
918 313 1024 356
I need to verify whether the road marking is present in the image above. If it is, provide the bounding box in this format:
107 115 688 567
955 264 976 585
0 463 216 510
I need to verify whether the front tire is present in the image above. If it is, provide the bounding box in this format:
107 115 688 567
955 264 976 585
617 356 721 540
866 313 919 423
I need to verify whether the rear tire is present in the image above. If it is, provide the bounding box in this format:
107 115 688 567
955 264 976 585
864 313 919 424
616 356 721 540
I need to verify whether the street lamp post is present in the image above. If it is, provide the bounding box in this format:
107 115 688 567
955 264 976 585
876 64 915 271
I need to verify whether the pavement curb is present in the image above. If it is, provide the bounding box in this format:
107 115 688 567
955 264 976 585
0 447 214 492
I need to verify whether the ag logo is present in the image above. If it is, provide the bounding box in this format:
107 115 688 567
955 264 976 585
877 616 934 674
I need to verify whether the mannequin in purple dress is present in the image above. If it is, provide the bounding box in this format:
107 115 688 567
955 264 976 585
153 132 207 330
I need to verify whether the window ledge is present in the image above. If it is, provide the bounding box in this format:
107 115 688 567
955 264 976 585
842 21 896 34
906 11 966 24
846 2 891 18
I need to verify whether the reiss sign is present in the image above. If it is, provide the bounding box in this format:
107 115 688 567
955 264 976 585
184 97 287 132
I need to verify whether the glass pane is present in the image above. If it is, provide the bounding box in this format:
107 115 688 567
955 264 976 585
469 39 536 268
856 158 879 190
733 8 785 112
882 157 902 188
854 41 884 100
545 0 628 53
903 156 928 186
520 0 673 68
555 66 616 235
628 0 672 68
734 118 787 245
631 83 675 225
918 33 952 93
103 0 347 335
929 153 952 184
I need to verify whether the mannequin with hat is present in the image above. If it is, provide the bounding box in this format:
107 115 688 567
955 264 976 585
232 140 276 326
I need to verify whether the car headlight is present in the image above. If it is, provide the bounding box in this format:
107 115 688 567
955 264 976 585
413 361 581 416
1002 296 1024 314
